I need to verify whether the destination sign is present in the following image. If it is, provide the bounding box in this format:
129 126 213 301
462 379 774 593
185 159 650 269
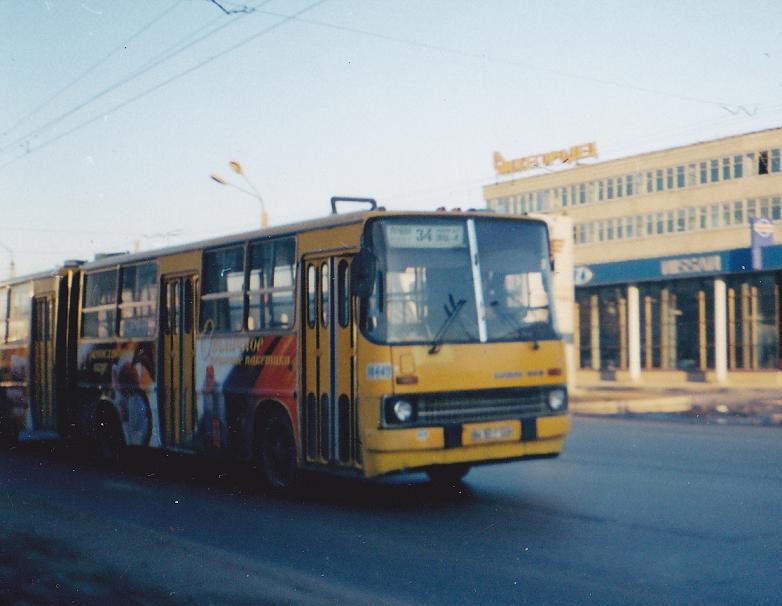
384 224 465 248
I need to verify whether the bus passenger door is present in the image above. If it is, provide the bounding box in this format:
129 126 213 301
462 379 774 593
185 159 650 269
31 295 56 431
161 275 197 447
302 255 357 466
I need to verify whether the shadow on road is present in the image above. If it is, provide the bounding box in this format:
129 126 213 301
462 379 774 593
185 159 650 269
4 440 480 512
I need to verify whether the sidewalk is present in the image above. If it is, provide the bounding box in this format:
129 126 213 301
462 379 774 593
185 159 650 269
570 384 782 426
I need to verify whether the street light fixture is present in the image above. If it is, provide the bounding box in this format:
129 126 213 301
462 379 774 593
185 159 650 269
210 161 268 228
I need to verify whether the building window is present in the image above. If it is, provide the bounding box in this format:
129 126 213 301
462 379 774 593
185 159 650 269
606 178 614 199
772 149 780 172
666 167 674 189
606 220 614 241
699 207 707 230
676 165 685 188
686 164 696 187
656 212 664 234
656 169 664 191
711 159 719 182
759 150 769 175
597 221 605 242
626 174 634 196
676 209 686 232
710 203 720 228
722 202 732 226
699 161 708 184
616 176 623 198
772 196 781 220
747 198 756 221
722 157 731 180
734 155 743 179
646 171 653 193
667 211 675 233
561 188 568 207
625 217 635 238
759 197 770 218
598 181 604 201
687 208 696 231
635 215 644 238
579 183 586 205
646 213 654 237
733 200 744 224
726 274 778 369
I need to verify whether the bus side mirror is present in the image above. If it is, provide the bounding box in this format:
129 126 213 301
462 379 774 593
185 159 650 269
351 250 376 298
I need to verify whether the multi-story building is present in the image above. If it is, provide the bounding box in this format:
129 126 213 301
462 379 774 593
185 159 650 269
484 127 782 385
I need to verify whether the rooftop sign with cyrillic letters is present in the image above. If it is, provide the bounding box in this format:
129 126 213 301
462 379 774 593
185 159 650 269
493 142 598 176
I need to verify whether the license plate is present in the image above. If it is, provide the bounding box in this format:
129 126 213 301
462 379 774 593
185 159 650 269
469 425 514 443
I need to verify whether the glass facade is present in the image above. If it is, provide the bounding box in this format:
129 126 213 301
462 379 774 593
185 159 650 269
576 274 779 373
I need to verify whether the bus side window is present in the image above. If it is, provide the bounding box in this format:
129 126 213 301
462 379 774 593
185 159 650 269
338 260 350 328
307 265 317 328
321 263 329 328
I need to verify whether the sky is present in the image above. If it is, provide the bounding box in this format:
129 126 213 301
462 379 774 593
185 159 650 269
2 0 782 278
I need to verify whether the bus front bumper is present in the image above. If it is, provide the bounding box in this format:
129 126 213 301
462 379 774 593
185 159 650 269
362 414 571 478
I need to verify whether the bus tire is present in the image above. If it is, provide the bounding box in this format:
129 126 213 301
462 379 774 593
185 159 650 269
260 409 299 493
426 463 471 486
95 405 125 464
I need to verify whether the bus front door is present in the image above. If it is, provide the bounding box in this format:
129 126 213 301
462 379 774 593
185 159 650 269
302 256 358 467
31 294 56 432
161 275 196 448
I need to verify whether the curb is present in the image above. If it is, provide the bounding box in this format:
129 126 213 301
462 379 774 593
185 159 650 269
570 395 694 415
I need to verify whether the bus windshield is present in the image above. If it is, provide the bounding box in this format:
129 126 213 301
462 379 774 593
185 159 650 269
361 216 557 345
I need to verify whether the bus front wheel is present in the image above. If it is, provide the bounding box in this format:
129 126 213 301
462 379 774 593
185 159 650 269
426 463 471 486
261 409 299 493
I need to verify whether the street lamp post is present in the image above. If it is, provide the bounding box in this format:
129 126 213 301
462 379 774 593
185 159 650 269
210 161 268 228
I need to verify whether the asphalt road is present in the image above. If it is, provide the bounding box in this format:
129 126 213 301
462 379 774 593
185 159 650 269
1 417 780 605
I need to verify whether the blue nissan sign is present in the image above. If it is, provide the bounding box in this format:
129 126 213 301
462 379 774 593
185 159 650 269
575 244 782 287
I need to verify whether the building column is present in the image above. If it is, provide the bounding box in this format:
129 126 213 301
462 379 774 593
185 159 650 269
714 278 728 384
627 285 641 382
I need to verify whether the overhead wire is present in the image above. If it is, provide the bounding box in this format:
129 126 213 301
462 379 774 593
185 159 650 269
0 0 327 172
0 1 271 157
1 0 183 139
252 8 744 109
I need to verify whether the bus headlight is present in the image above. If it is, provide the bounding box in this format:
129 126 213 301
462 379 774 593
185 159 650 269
547 389 567 412
393 400 414 423
384 398 417 425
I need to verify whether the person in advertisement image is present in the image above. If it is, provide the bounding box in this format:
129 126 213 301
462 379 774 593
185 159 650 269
80 341 159 447
195 333 296 455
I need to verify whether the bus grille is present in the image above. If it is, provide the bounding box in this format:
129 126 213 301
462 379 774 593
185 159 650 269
415 388 548 425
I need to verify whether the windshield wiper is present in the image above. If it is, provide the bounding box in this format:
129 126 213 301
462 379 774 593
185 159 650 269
428 294 466 354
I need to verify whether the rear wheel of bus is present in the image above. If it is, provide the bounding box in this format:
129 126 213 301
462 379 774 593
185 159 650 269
260 409 299 493
426 464 471 486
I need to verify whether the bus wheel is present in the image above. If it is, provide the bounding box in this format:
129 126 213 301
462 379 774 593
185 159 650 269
426 464 471 486
261 410 298 493
95 406 125 464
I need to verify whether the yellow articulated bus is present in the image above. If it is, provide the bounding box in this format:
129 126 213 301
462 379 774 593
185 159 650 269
0 198 570 489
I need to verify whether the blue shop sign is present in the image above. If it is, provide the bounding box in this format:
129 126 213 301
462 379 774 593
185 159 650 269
575 244 782 287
